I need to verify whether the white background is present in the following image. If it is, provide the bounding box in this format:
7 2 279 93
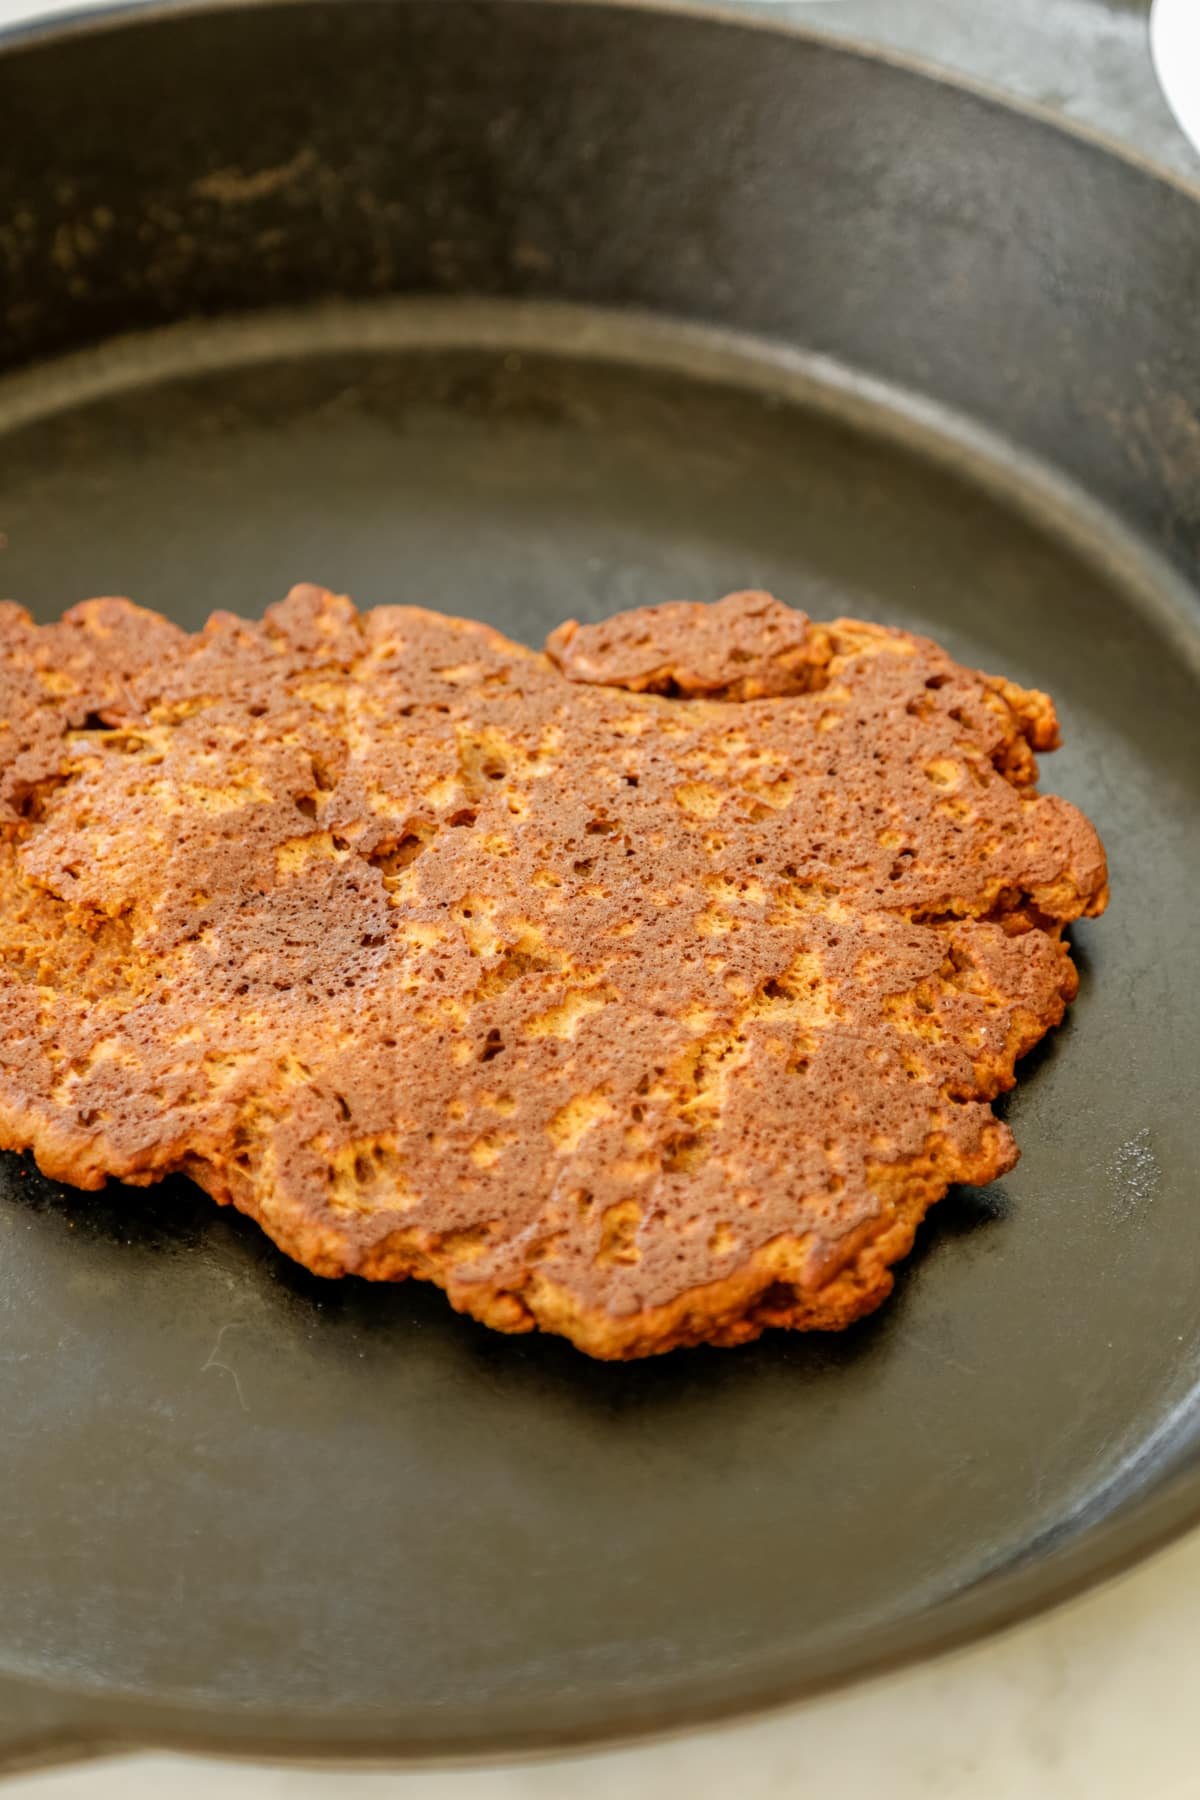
1152 0 1200 157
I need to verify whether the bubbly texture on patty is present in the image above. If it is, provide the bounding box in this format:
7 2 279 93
0 586 1107 1357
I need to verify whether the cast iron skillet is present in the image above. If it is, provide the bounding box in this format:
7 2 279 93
0 0 1199 1773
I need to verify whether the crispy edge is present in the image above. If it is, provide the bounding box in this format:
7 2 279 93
0 599 1103 1356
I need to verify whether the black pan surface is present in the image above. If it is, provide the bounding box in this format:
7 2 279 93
0 0 1199 1770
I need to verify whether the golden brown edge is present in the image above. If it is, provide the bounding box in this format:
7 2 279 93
0 596 1106 1357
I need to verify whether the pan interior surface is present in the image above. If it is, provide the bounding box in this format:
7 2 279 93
0 298 1198 1751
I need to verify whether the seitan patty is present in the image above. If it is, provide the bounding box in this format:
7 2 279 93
0 586 1107 1357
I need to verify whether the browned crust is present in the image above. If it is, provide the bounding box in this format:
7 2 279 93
0 587 1107 1357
